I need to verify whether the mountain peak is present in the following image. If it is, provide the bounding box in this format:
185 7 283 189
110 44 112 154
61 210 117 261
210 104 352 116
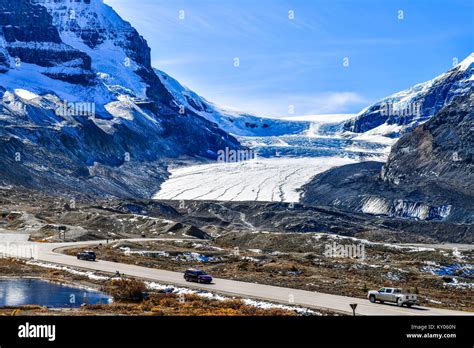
456 52 474 72
343 53 473 136
0 0 242 197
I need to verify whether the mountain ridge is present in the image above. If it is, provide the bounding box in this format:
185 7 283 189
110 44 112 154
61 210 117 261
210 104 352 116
0 0 242 198
342 53 474 137
301 92 474 223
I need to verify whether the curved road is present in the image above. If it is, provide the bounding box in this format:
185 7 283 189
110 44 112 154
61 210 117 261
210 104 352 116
2 234 473 316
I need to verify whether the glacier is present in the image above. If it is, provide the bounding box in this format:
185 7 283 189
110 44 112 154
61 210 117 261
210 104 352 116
154 157 357 203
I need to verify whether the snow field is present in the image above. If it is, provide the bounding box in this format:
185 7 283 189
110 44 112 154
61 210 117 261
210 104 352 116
154 157 356 202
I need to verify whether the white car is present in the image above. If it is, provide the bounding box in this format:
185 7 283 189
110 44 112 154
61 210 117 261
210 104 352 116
368 287 418 307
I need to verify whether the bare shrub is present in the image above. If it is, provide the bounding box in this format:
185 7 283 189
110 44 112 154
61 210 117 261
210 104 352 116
108 278 147 302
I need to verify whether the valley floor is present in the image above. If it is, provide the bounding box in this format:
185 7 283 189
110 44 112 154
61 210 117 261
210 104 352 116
64 234 474 312
1 187 472 315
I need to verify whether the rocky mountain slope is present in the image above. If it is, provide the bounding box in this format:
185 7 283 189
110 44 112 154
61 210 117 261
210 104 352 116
2 186 471 244
0 0 94 84
0 0 242 197
155 69 309 137
342 54 473 138
301 92 474 224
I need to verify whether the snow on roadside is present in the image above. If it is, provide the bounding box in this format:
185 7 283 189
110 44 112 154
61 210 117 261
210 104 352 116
26 261 319 315
26 260 112 281
452 248 464 260
242 299 319 315
444 278 473 289
146 281 319 315
192 243 224 251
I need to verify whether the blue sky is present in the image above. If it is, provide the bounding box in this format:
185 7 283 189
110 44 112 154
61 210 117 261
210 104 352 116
105 0 473 117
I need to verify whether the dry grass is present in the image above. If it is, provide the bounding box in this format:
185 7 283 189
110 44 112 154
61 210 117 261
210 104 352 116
107 278 148 302
81 293 295 316
64 237 474 312
0 258 299 316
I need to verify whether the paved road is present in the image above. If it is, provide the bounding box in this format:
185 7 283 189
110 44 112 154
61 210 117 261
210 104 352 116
1 234 472 316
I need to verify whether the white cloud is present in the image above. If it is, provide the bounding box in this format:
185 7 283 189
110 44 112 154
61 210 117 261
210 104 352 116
212 92 368 118
305 92 367 114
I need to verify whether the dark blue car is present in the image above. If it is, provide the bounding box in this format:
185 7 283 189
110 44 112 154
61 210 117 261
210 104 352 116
77 250 97 261
184 269 213 284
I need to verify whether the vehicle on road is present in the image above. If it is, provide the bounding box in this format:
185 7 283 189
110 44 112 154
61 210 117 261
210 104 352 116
184 269 213 284
76 250 97 261
368 287 418 307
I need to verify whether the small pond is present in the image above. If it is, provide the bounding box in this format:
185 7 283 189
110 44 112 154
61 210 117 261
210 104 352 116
0 278 112 308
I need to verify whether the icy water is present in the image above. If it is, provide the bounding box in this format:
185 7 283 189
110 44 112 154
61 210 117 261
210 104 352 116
0 278 111 308
240 135 390 160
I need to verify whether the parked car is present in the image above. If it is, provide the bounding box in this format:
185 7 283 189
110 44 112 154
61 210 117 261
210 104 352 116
368 287 418 307
76 250 97 261
184 269 213 284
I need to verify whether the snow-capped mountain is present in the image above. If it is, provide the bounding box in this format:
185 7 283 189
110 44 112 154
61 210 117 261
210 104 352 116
302 92 474 223
343 53 474 138
0 0 241 197
299 56 474 223
0 0 95 84
155 69 309 137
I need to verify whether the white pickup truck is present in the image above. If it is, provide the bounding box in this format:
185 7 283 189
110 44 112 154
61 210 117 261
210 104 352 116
368 287 418 307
